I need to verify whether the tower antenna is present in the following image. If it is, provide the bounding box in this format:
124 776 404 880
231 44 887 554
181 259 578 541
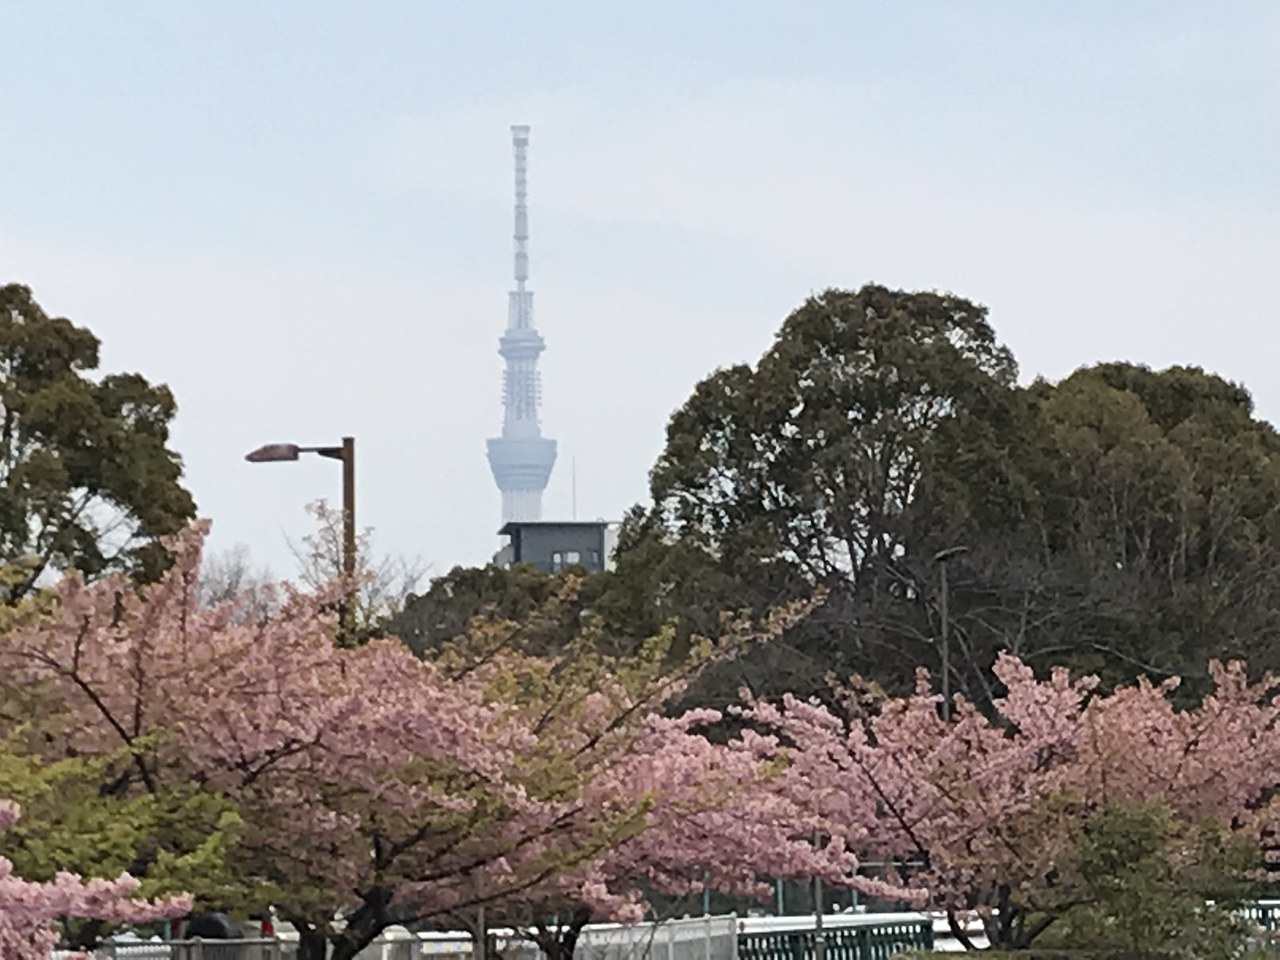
513 124 529 292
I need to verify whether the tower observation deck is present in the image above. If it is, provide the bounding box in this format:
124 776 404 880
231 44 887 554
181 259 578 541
487 125 557 522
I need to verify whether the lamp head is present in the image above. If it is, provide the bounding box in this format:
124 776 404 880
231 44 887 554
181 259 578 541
245 443 301 463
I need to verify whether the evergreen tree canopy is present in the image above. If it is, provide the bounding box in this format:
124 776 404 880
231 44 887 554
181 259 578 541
611 284 1280 708
0 284 195 600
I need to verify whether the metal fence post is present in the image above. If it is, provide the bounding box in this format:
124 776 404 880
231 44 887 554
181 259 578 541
812 874 824 960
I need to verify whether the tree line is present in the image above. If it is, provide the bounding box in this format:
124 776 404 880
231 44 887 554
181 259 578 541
7 282 1280 959
404 284 1280 716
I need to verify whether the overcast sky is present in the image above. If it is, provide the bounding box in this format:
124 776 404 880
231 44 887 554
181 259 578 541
1 2 1277 580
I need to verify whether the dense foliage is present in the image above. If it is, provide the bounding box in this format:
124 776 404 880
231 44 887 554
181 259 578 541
0 525 845 959
0 800 188 960
607 284 1280 710
744 653 1278 950
10 277 1280 959
0 285 195 601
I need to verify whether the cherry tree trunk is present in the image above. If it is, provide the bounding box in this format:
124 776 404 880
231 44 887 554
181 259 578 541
533 908 593 960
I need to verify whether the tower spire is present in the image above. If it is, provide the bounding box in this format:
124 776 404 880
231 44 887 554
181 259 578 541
487 125 557 523
513 124 529 292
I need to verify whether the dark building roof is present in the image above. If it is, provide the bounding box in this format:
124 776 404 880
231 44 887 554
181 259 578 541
498 520 610 535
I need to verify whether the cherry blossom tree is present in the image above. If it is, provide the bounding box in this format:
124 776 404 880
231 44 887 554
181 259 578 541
0 800 190 960
743 654 1280 950
469 709 869 960
0 523 823 960
0 522 544 959
419 596 896 960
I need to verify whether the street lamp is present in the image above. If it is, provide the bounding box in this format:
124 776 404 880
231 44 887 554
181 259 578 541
934 545 968 721
245 437 356 624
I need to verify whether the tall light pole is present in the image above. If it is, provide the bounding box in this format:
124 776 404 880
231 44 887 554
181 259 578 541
246 437 356 626
934 545 968 721
813 836 826 960
810 817 830 960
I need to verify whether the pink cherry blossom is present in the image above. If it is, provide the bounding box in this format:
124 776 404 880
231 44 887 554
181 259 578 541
0 524 823 960
740 652 1280 950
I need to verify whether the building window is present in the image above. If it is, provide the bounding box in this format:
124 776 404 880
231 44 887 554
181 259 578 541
551 550 582 572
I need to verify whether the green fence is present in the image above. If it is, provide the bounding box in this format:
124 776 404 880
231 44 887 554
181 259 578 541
738 922 934 960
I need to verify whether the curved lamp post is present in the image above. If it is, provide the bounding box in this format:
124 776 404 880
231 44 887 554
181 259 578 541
245 437 356 626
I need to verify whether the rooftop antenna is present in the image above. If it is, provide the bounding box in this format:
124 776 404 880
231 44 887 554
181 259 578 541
572 456 578 521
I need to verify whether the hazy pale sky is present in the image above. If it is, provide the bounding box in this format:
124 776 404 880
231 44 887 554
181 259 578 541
2 2 1277 579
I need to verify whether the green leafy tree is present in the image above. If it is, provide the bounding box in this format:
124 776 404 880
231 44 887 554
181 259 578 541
389 562 615 658
612 282 1280 709
644 284 1015 589
611 283 1020 706
0 732 242 949
0 284 195 601
1036 800 1260 960
925 363 1280 706
0 738 240 897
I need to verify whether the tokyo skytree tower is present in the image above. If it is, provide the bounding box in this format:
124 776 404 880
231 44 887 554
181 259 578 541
486 125 557 522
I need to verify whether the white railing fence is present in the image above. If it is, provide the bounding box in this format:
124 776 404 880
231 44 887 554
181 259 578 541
51 916 739 960
55 941 292 960
575 915 738 960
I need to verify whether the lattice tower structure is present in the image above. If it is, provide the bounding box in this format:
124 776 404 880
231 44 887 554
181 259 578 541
486 124 557 522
